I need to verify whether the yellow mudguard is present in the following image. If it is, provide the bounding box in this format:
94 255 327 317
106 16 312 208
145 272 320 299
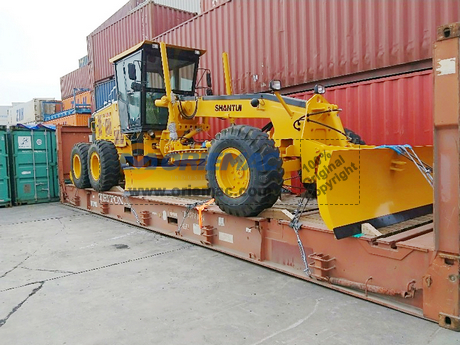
316 146 433 239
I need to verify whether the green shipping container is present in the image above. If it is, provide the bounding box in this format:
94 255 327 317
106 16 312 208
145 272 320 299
0 126 12 207
9 127 59 205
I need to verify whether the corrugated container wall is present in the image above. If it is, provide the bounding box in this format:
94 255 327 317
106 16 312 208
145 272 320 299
60 65 92 100
201 0 228 12
290 71 433 146
154 0 200 13
78 55 89 68
154 0 460 96
95 79 117 111
9 127 59 205
197 70 433 146
62 91 92 111
90 0 199 36
90 0 146 34
87 2 196 84
44 114 92 126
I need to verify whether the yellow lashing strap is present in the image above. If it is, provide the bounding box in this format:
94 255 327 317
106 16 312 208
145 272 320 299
197 199 215 229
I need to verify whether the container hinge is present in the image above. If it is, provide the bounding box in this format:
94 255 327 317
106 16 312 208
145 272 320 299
289 196 312 277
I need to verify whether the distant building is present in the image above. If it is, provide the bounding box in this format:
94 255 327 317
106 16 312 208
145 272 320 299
0 106 11 126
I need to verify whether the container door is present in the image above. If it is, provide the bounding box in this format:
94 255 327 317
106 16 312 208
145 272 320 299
11 128 58 204
50 129 59 198
0 128 11 206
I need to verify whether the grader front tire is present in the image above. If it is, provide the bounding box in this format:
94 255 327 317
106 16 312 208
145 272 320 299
70 143 91 189
88 141 120 192
206 125 284 217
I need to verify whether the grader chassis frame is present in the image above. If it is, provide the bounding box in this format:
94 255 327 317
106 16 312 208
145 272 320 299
57 23 460 330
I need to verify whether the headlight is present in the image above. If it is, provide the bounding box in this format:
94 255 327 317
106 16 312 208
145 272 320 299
314 84 326 94
269 80 282 91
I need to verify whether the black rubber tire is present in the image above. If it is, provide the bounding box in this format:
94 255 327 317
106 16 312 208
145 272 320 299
345 128 366 145
88 140 120 192
70 143 91 189
206 125 284 217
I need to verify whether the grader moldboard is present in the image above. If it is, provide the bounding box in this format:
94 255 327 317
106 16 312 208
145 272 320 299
70 41 433 240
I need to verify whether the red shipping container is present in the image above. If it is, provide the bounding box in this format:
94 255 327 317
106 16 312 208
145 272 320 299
90 0 146 35
201 0 228 12
291 70 433 146
195 70 433 148
155 0 459 96
60 65 92 100
87 1 196 84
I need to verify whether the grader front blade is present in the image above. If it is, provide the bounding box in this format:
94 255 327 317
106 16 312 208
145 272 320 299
315 146 433 239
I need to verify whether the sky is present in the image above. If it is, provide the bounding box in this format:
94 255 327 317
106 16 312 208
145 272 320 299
0 0 129 105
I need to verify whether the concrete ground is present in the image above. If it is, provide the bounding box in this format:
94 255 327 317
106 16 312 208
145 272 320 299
0 203 458 345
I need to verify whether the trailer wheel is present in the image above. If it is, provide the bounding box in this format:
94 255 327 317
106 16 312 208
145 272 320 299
206 125 284 217
345 128 366 145
88 140 120 192
70 143 91 189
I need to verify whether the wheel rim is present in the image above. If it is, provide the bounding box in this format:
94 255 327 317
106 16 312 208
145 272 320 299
73 154 81 179
215 148 250 198
90 152 101 181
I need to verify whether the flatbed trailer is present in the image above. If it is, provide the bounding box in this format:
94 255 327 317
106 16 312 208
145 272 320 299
56 23 460 331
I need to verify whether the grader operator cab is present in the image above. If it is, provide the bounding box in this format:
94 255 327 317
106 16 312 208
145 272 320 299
115 42 203 134
70 40 433 239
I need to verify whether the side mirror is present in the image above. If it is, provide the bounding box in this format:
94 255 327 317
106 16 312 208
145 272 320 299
206 71 213 95
206 71 212 88
128 63 137 80
88 117 95 131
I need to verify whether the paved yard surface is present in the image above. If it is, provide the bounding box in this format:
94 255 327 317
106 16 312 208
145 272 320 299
0 203 458 345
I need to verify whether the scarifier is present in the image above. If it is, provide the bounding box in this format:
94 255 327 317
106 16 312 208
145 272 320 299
69 41 433 239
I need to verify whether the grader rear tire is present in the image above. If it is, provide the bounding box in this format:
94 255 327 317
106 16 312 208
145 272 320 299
206 125 284 217
70 143 91 189
88 141 120 192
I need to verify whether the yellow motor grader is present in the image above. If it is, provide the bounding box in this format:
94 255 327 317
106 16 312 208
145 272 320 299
70 41 433 239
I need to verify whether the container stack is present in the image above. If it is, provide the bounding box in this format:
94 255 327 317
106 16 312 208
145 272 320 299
49 66 93 126
56 0 197 117
54 0 460 144
88 1 196 112
9 99 61 126
154 0 460 145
